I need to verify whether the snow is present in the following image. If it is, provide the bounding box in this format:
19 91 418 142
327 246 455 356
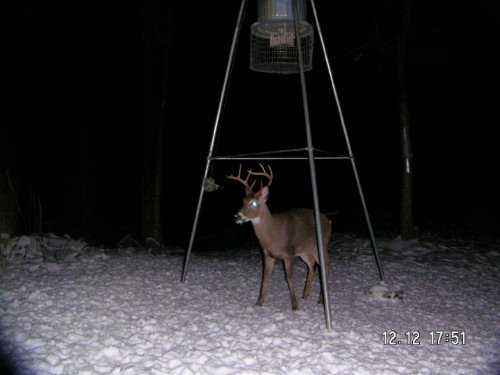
1 233 499 374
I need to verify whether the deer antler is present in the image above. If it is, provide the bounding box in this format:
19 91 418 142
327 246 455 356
248 163 273 188
226 163 256 195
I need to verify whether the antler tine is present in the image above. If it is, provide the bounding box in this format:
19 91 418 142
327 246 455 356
226 163 256 194
248 163 273 187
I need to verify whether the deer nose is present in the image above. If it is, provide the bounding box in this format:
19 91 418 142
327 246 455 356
233 213 245 224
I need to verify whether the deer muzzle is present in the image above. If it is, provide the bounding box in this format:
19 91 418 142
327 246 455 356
233 212 247 225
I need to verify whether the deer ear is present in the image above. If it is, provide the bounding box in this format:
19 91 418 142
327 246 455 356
260 186 269 202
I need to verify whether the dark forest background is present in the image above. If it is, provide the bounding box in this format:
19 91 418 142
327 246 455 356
2 0 499 247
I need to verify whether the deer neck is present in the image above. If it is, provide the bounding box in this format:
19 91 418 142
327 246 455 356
251 205 278 245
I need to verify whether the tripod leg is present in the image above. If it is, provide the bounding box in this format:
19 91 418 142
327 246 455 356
181 0 249 283
292 0 333 330
310 0 386 283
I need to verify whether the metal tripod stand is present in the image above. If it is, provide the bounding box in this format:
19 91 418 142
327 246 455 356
181 0 385 330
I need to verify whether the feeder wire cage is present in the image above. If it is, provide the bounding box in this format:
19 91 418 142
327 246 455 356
250 0 314 74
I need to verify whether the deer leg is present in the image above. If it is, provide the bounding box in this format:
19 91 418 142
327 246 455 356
257 254 275 307
284 258 299 310
301 254 316 300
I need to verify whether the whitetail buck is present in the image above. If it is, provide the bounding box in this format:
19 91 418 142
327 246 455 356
227 164 331 311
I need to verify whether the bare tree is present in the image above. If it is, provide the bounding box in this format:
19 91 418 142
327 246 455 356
0 170 22 235
137 0 180 244
396 0 414 239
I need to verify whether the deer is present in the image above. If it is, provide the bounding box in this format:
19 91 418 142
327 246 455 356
227 163 331 311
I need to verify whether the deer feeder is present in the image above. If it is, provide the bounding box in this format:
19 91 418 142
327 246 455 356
250 0 313 74
181 0 387 331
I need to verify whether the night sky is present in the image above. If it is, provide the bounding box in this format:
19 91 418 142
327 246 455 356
3 0 499 245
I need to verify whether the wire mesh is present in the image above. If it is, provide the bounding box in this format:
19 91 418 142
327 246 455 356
250 20 313 74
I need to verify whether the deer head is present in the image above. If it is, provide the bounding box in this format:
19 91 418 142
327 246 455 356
226 163 273 225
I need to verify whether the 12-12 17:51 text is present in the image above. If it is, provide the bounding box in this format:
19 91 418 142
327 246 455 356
383 330 466 345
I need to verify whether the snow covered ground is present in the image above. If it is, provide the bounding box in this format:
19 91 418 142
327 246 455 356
1 232 499 374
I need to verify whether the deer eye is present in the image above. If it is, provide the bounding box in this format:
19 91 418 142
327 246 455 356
249 198 259 208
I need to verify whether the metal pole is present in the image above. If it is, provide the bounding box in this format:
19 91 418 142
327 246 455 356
309 0 385 282
181 0 248 283
292 0 332 330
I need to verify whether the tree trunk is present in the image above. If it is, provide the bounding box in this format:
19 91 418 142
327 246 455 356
72 45 96 240
140 20 162 243
397 0 414 239
139 0 179 244
0 170 22 235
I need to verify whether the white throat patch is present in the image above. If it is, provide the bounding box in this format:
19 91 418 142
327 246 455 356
251 217 261 224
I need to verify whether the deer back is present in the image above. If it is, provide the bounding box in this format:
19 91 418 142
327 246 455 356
254 208 331 258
